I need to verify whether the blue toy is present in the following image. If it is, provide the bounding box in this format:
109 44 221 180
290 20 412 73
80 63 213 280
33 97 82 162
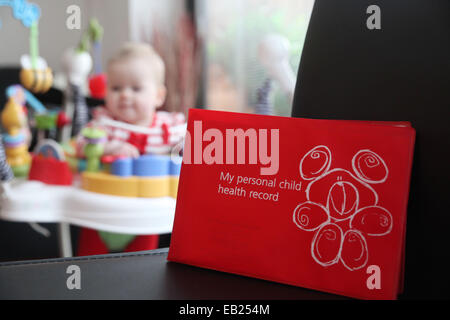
0 0 40 28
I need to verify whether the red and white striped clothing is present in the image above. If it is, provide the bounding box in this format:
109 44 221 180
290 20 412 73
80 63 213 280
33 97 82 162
81 107 186 155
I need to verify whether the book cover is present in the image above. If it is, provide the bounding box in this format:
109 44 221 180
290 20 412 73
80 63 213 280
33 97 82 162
168 109 415 300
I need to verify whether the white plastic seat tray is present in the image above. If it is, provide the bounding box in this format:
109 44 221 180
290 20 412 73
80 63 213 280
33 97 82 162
0 179 176 235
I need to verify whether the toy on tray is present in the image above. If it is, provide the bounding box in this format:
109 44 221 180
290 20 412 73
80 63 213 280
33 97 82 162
81 153 181 199
1 85 71 177
28 139 73 185
1 95 31 177
81 127 106 172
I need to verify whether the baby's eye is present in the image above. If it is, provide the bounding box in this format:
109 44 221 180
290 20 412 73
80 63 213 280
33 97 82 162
132 86 142 92
111 86 121 92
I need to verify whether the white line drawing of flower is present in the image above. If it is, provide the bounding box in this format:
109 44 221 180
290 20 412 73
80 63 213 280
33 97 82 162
293 146 393 271
299 145 332 180
352 149 389 184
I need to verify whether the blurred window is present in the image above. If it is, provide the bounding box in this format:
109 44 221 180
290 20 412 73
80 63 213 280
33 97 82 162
203 0 315 116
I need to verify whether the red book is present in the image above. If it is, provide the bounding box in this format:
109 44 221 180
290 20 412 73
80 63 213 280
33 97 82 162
168 109 415 300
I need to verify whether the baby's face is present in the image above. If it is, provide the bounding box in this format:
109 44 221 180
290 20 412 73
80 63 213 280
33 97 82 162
106 57 165 126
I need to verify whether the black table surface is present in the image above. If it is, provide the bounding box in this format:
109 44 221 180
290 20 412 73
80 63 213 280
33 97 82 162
0 248 345 300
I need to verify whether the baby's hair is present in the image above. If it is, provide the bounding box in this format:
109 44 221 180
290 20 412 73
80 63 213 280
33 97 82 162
107 43 165 85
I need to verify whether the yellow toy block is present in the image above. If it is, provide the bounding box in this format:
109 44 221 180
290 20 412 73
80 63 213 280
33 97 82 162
81 172 139 197
169 177 179 199
138 177 170 198
81 172 178 198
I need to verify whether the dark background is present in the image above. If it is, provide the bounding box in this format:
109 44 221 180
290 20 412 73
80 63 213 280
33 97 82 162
292 0 450 299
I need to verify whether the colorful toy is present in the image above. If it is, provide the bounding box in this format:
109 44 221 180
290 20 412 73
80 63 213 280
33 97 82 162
81 154 181 198
28 140 72 185
1 96 26 136
20 53 53 94
34 139 65 160
62 19 103 88
61 19 105 138
6 85 45 113
0 0 40 28
81 127 106 172
87 19 107 99
62 47 93 88
0 1 58 176
78 152 181 256
2 85 71 178
89 73 106 100
1 96 31 177
0 0 53 93
61 47 92 138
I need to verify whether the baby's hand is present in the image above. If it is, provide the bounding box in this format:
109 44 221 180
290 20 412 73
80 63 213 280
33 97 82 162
105 141 140 158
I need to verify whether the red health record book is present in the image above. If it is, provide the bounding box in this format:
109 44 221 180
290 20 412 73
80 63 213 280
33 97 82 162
168 109 415 300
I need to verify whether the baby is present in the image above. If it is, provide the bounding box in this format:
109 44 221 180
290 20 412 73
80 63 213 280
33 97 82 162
78 43 185 158
76 43 185 256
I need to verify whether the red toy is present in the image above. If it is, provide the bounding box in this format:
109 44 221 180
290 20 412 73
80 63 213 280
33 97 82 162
28 155 73 185
89 73 107 99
